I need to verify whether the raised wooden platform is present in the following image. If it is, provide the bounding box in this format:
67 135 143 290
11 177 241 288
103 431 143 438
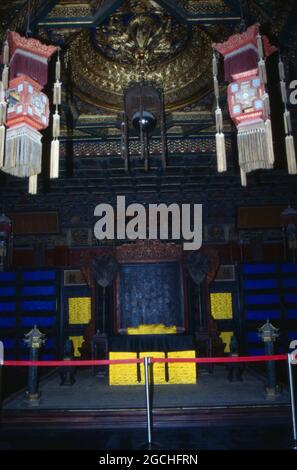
1 365 291 432
1 404 291 429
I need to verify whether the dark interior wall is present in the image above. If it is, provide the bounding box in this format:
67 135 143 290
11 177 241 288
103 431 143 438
0 133 296 269
3 172 296 267
2 167 297 225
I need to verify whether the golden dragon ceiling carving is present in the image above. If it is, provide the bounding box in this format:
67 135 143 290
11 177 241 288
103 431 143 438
67 1 213 111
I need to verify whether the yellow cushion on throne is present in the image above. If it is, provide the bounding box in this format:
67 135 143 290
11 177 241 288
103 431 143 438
127 324 177 335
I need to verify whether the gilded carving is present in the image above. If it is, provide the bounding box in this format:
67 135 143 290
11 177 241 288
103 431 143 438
69 23 212 111
116 240 182 262
47 4 94 19
178 0 230 15
59 135 227 156
94 2 189 74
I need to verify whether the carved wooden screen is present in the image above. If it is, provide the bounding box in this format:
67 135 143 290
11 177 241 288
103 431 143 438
116 261 185 331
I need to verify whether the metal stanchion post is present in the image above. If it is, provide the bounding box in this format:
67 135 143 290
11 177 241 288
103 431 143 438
144 356 152 448
288 353 297 449
138 356 160 450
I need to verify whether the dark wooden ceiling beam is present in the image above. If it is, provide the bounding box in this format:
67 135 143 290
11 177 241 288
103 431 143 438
38 0 241 29
155 0 241 25
38 0 127 28
30 0 60 33
92 0 127 26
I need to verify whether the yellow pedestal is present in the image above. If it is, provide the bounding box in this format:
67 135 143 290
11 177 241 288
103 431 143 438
168 350 197 384
109 350 197 385
109 352 138 385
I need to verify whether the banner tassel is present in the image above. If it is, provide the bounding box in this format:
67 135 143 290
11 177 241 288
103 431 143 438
52 111 60 138
283 109 292 135
216 132 227 173
0 124 5 167
213 51 227 174
53 81 61 106
285 135 297 175
2 65 9 91
50 139 60 179
240 168 247 187
55 59 61 82
278 58 285 81
2 40 9 65
28 175 37 195
257 34 264 59
0 101 7 125
258 59 267 84
280 80 288 104
263 93 271 119
265 119 275 165
215 107 223 133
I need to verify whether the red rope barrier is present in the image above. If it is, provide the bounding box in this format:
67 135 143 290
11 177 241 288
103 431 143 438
2 354 288 367
151 355 287 364
2 358 143 367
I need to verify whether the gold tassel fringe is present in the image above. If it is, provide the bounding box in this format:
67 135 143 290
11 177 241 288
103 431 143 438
3 126 42 177
237 122 274 173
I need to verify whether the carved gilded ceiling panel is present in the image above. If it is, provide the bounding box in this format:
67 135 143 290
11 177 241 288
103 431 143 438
68 21 212 111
